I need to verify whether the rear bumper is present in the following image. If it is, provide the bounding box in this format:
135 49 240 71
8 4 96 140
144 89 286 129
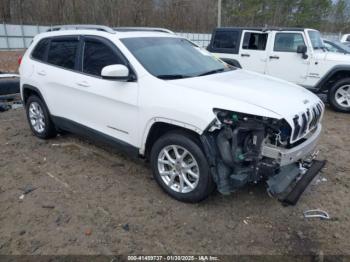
262 124 322 166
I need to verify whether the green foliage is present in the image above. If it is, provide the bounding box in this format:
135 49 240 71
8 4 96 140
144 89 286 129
222 0 349 32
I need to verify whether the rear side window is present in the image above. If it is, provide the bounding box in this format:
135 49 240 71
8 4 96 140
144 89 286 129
83 40 124 77
242 32 268 51
274 33 305 52
208 30 240 54
213 31 239 50
31 39 49 61
47 39 79 70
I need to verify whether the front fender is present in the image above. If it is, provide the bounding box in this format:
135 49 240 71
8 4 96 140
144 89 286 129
139 117 207 155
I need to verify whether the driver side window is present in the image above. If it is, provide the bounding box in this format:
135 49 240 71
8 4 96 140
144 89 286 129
83 39 125 77
274 33 305 52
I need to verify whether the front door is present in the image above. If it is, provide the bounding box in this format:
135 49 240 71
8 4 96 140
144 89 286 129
266 31 310 84
73 36 139 146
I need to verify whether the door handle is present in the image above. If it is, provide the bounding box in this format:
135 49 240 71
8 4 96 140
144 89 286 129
37 70 46 76
241 54 250 57
76 81 90 88
269 56 280 60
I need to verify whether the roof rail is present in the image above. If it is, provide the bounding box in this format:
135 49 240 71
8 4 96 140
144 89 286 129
114 27 174 34
47 24 116 34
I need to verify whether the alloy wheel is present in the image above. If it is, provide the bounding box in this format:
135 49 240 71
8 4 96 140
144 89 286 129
29 102 46 133
157 145 200 193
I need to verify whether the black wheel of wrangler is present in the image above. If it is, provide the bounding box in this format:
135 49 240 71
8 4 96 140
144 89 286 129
25 95 57 139
329 78 350 113
150 131 214 203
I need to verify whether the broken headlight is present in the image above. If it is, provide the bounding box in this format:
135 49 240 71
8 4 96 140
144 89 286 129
211 109 291 146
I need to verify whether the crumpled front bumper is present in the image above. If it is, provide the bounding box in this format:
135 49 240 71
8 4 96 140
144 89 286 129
263 124 325 206
262 124 322 166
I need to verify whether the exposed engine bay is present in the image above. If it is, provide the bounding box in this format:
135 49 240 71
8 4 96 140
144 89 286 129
201 109 326 206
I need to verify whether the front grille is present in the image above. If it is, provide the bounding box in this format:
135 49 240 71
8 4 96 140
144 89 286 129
291 102 324 143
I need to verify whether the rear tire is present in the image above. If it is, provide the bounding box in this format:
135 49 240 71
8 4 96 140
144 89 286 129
328 78 350 113
150 131 214 203
25 95 57 139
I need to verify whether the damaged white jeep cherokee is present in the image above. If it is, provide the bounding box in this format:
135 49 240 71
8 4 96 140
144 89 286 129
20 25 325 204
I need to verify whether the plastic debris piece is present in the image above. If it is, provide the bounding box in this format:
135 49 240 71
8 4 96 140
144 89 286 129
42 205 55 209
303 209 330 220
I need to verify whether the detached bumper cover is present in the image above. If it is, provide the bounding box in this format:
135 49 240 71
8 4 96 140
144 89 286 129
262 124 322 166
267 160 326 206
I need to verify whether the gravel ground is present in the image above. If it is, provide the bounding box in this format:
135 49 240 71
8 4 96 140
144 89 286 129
0 51 349 257
0 107 349 256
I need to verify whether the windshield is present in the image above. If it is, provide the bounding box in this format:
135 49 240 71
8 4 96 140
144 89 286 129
121 37 229 79
324 41 350 53
308 30 325 50
335 42 350 53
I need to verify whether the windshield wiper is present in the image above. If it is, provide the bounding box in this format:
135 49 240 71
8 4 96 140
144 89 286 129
198 68 226 77
157 74 188 80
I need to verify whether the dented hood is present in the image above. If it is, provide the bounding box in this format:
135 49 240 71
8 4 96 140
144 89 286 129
172 69 322 120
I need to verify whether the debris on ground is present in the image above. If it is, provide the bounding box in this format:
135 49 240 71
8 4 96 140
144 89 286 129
55 213 71 226
85 228 92 236
303 209 330 220
20 184 38 195
46 172 72 191
122 224 130 232
42 205 55 209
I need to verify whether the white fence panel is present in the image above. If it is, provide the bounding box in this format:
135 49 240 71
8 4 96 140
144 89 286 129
0 23 50 50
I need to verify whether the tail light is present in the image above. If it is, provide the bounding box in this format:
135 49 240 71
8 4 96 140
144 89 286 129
18 56 22 65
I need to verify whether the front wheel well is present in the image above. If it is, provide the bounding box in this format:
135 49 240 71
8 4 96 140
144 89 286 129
144 122 202 160
321 70 350 91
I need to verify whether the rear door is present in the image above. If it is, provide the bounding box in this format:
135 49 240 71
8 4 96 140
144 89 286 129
38 36 81 118
265 31 309 84
238 30 269 74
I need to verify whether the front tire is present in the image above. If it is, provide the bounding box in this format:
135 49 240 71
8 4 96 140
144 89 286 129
25 95 57 139
150 131 214 203
328 78 350 113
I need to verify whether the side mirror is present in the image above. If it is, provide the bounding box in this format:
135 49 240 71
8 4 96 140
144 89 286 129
101 64 130 81
297 45 308 59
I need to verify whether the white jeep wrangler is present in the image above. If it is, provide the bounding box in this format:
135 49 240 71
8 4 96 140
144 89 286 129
19 25 325 204
208 27 350 112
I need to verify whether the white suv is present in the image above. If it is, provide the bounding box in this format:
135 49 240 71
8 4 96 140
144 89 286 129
208 27 350 112
19 25 325 204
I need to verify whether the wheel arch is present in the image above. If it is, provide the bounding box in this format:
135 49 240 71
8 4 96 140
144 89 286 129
141 119 204 159
22 84 45 105
315 65 350 92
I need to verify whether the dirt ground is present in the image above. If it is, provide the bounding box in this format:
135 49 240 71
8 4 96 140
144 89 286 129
0 51 350 257
0 107 349 257
0 51 23 73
